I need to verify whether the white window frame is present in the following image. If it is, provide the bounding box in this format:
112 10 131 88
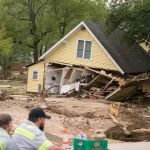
32 70 39 80
76 39 93 60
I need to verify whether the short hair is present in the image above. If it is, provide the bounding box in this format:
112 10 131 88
28 117 38 123
0 114 12 129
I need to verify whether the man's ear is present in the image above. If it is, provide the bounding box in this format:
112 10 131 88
8 121 12 128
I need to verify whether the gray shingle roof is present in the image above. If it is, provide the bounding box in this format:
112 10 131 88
84 21 150 74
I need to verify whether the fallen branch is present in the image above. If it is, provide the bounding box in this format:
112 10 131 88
109 113 150 135
132 129 150 134
109 113 130 135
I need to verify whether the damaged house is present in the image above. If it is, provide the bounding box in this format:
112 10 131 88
26 21 150 101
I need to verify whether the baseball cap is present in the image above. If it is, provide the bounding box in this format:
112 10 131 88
0 114 12 126
29 107 51 119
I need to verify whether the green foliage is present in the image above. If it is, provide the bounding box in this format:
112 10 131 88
105 0 150 48
0 0 107 62
0 26 13 56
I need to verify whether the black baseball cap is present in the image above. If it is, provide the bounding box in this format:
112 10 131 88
0 114 12 126
29 107 51 119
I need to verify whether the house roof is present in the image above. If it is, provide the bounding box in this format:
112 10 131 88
39 21 150 74
25 59 44 67
84 21 150 74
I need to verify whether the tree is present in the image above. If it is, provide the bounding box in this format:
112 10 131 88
0 26 13 78
1 0 55 62
1 0 107 62
49 0 107 39
105 0 150 51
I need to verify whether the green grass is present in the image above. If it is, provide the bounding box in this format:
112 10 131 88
0 80 26 94
2 88 26 94
0 81 25 86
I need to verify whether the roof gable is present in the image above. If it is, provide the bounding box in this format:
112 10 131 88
39 22 84 60
39 21 150 74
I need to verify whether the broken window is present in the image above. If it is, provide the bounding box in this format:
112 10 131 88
77 40 92 59
32 71 38 80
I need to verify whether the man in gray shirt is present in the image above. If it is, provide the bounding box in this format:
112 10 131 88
12 107 65 150
0 114 12 150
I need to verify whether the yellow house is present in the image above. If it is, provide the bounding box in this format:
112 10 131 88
26 21 150 93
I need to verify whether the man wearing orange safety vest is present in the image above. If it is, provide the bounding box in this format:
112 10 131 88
12 107 65 150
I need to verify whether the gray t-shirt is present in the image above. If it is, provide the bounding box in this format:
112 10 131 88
12 120 53 150
0 128 11 150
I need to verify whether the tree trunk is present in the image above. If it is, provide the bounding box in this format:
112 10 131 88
40 47 43 57
3 57 6 79
29 3 38 62
33 44 38 62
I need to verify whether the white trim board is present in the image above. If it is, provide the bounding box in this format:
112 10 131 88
39 22 84 60
32 70 39 80
39 21 124 74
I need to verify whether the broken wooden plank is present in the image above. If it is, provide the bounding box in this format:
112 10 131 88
64 68 73 80
50 61 73 66
73 67 84 72
51 67 67 71
85 67 115 80
85 74 101 88
105 86 137 101
119 79 126 86
104 78 115 91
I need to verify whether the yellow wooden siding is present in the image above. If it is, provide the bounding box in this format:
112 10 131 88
27 61 44 93
46 29 118 71
140 43 149 53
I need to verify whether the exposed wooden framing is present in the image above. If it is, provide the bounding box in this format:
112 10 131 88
49 61 72 66
50 67 67 71
64 68 73 80
48 67 84 72
85 74 101 88
73 67 84 72
105 88 121 100
46 61 120 74
85 67 115 79
104 78 115 90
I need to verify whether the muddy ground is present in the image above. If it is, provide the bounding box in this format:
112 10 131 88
0 80 150 143
0 96 150 143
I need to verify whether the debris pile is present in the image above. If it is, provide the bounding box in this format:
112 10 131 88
61 68 150 103
0 91 10 101
106 107 150 142
45 63 150 102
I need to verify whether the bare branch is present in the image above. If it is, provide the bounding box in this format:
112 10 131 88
35 0 50 15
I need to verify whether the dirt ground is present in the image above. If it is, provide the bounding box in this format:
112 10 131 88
1 96 150 143
0 81 150 143
0 97 113 138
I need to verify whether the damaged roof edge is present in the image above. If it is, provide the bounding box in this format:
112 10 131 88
25 59 44 68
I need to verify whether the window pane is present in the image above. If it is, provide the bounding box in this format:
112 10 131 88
85 41 92 50
77 40 84 58
78 40 84 49
84 50 91 59
84 41 92 59
77 49 83 58
33 71 38 79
